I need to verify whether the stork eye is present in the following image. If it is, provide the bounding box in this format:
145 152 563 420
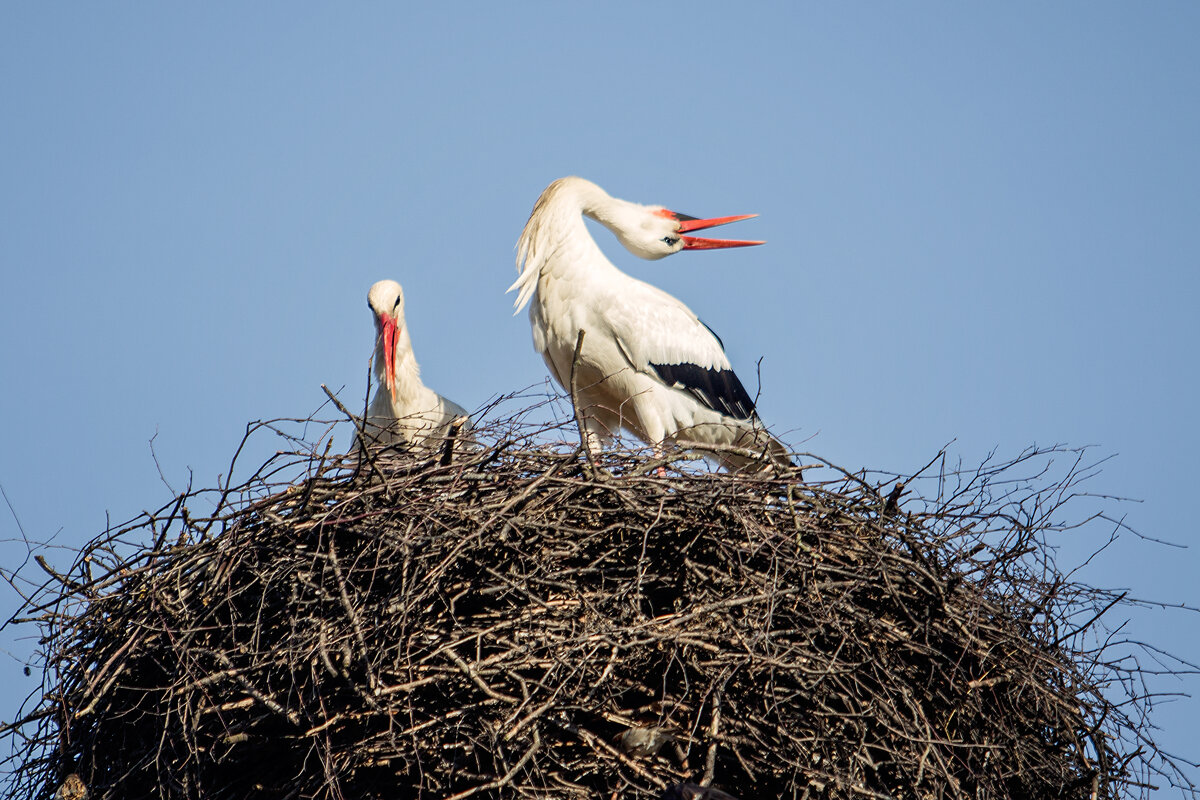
393 297 402 309
662 236 680 246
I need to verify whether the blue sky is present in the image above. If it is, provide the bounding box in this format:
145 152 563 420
2 3 1197 790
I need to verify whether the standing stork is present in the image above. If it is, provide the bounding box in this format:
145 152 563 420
507 177 791 472
363 279 471 453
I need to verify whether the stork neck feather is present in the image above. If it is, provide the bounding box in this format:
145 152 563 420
510 177 627 313
374 326 425 407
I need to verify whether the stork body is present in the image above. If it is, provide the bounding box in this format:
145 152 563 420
363 280 471 453
508 177 790 472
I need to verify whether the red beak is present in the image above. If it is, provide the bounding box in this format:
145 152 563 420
379 313 398 401
664 210 765 250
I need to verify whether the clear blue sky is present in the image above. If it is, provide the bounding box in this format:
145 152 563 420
2 3 1197 790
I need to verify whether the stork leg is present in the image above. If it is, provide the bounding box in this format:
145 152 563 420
653 443 668 477
581 415 608 454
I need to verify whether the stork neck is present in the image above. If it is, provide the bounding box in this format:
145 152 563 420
375 328 424 405
539 179 627 274
577 187 635 240
512 179 626 310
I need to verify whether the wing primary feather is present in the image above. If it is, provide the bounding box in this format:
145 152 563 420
698 318 726 351
650 362 757 420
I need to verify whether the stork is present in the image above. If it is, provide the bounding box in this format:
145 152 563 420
363 279 471 453
508 177 791 472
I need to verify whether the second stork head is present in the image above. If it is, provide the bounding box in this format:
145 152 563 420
586 183 764 260
367 279 408 402
604 205 763 261
510 176 766 313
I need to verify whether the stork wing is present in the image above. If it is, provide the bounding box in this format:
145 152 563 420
603 282 758 421
529 299 572 391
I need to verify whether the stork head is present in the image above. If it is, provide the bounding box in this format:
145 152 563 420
598 202 764 261
510 177 767 313
367 279 406 401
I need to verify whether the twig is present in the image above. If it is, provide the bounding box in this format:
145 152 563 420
568 329 600 477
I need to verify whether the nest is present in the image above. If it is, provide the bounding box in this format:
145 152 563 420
1 405 1194 800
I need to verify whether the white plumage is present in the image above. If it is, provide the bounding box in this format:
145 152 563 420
508 177 791 472
363 279 471 452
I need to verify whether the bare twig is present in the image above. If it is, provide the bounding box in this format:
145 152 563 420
568 329 600 477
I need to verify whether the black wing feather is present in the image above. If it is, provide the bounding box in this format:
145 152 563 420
650 361 757 421
698 318 725 351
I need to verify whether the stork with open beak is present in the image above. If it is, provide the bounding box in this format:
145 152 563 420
364 279 472 452
508 177 791 472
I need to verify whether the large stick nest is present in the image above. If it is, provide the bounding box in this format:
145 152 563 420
1 408 1194 799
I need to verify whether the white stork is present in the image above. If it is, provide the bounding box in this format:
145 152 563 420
507 177 791 472
363 279 471 452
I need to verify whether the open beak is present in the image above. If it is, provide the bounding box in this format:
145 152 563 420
379 313 398 401
673 212 764 250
